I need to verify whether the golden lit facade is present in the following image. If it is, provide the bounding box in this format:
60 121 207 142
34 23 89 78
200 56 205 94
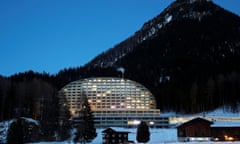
58 77 168 127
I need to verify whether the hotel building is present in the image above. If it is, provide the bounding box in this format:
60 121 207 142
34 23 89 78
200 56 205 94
58 77 168 128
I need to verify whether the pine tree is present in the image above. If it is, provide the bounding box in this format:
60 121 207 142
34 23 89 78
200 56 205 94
74 93 97 144
7 118 24 144
136 121 150 143
57 101 71 141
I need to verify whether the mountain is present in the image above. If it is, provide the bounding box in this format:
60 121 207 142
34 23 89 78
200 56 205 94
1 0 240 117
87 0 240 69
84 0 240 113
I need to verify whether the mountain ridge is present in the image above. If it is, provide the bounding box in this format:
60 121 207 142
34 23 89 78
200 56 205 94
1 0 240 117
84 0 240 113
86 0 240 69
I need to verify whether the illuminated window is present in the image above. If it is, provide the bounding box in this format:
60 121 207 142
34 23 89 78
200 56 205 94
59 77 158 118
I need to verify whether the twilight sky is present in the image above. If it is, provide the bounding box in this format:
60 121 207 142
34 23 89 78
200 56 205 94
0 0 239 76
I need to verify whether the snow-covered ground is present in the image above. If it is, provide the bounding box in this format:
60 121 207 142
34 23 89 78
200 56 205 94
0 120 12 144
90 127 240 144
4 121 239 144
2 107 240 143
91 127 177 144
27 127 240 144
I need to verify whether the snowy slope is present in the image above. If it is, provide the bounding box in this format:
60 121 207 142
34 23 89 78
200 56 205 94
0 120 13 144
0 117 39 143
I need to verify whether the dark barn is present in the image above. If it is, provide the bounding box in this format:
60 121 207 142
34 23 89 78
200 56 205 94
177 117 213 142
211 121 240 141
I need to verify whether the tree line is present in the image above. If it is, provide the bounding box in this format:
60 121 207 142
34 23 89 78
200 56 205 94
0 64 240 142
1 63 240 123
0 70 98 143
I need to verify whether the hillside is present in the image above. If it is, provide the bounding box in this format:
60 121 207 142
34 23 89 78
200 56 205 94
84 0 240 113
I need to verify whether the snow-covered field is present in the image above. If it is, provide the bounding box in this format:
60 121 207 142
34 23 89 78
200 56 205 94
29 127 239 144
38 142 240 144
2 107 240 143
2 124 240 144
31 107 240 143
92 127 178 144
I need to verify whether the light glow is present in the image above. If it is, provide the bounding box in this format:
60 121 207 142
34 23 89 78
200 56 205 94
149 121 154 125
71 110 75 115
128 120 141 125
224 135 234 141
111 105 116 109
96 100 101 103
120 102 125 106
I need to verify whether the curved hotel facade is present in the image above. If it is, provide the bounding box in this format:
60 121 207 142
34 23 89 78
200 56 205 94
58 77 168 128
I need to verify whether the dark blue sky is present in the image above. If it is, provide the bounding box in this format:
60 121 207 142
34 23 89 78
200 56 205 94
0 0 239 76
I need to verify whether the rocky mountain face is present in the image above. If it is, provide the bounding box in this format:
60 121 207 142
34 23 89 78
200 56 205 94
84 0 240 113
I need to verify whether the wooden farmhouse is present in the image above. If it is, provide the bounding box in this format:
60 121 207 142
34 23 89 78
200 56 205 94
177 117 240 142
211 121 240 141
177 117 212 142
102 128 130 144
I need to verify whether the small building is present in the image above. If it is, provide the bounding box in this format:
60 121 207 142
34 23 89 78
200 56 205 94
102 128 130 144
177 117 213 142
211 121 240 141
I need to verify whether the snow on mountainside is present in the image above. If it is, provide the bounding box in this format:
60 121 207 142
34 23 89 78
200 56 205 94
83 0 240 113
86 0 231 68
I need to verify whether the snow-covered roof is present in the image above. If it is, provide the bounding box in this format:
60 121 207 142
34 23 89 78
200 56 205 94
102 128 130 134
21 117 40 126
211 121 240 127
176 117 212 128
